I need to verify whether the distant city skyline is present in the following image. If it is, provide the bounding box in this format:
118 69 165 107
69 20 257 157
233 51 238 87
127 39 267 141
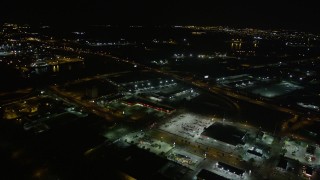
1 0 320 31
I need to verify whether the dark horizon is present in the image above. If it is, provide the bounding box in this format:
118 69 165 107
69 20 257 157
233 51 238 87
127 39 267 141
2 1 320 180
1 0 320 32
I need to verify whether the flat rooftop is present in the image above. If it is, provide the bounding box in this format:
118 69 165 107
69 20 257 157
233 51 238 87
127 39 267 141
201 123 246 146
217 162 245 176
119 146 169 180
197 169 229 180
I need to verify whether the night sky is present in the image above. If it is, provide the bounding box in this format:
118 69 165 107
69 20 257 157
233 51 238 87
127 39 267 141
1 0 319 31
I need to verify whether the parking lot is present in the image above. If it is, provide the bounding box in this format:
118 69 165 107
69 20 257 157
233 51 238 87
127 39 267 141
283 139 320 166
167 147 204 170
122 131 173 155
159 113 214 140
